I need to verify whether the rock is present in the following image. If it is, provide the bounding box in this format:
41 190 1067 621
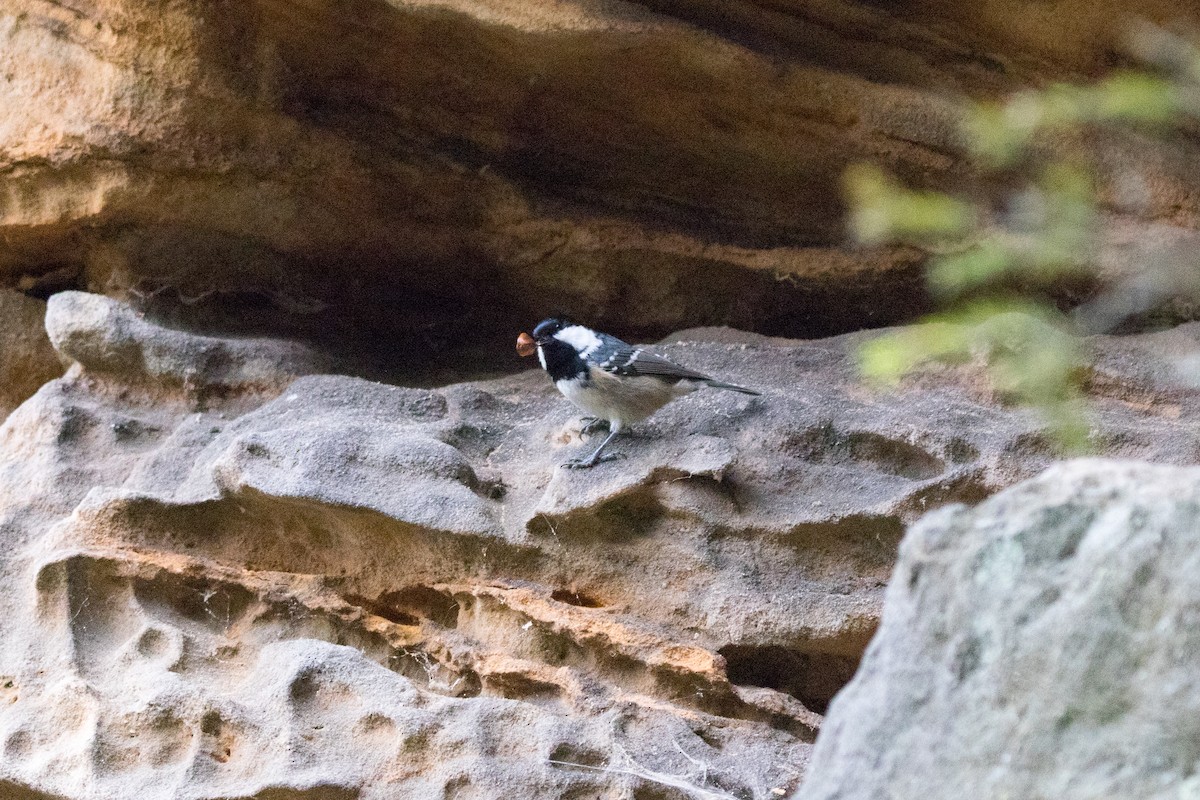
45 291 332 397
0 290 62 420
1 295 1200 798
3 0 1198 350
795 459 1200 800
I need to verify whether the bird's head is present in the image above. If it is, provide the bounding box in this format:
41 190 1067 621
517 318 571 361
532 317 568 344
518 318 597 379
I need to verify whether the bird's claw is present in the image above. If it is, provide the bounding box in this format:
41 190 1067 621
561 451 625 470
561 456 598 470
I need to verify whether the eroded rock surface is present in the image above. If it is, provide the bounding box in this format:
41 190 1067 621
796 459 1200 800
4 0 1199 354
1 293 1199 798
45 291 333 395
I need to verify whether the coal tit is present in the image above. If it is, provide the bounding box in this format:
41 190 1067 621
518 318 760 468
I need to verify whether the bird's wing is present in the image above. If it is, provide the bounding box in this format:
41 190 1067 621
594 341 713 382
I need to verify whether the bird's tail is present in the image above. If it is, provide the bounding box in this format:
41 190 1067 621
704 380 761 396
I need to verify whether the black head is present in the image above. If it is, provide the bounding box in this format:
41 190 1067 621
530 317 586 381
533 318 567 342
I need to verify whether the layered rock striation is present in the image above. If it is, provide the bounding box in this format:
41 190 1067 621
4 0 1199 354
0 292 1198 797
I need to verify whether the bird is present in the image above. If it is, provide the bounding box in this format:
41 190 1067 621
517 318 760 468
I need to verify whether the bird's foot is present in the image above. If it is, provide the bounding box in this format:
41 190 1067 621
579 417 611 437
561 451 625 470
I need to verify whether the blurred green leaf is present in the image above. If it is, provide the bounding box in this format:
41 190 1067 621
860 300 1088 452
1026 164 1098 274
1043 400 1092 454
859 321 967 386
843 163 974 246
848 28 1200 453
964 72 1178 167
927 240 1014 298
1094 72 1179 124
965 97 1036 168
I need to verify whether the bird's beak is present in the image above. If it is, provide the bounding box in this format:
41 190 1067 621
516 332 537 357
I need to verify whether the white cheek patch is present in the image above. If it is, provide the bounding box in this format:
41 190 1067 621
555 325 603 357
536 345 547 371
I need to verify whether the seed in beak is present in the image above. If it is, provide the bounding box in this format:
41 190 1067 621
516 332 537 357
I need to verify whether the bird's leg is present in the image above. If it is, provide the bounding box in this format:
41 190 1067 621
563 428 623 469
579 416 611 437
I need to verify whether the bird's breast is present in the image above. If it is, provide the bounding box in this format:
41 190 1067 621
556 366 678 426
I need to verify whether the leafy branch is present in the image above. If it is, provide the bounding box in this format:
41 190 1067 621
846 22 1200 449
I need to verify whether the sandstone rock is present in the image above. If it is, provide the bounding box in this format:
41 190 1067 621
796 459 1200 800
44 292 332 398
1 295 1199 798
3 0 1198 350
0 290 62 420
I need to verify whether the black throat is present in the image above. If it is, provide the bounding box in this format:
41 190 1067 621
539 338 588 383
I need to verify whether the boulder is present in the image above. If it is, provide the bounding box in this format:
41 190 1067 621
797 459 1200 800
